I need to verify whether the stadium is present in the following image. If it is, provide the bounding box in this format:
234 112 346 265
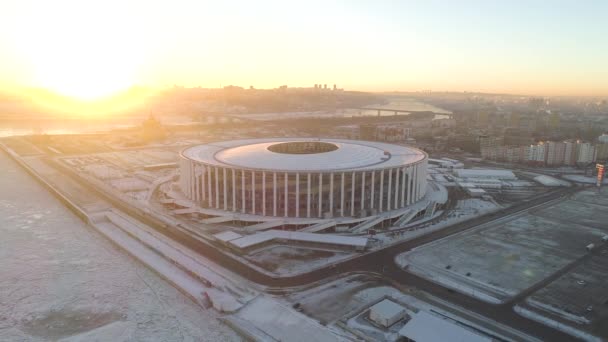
178 138 429 228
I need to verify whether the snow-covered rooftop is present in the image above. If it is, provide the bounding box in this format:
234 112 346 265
233 296 340 342
454 169 516 179
534 175 570 187
213 231 243 242
229 230 368 249
369 299 406 320
467 188 486 193
181 138 426 172
399 311 492 342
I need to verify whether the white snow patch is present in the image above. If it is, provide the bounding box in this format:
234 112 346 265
514 306 601 342
232 296 340 342
534 175 571 187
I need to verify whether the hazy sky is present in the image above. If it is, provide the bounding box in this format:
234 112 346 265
1 0 607 97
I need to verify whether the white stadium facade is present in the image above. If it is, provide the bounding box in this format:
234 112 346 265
178 138 428 224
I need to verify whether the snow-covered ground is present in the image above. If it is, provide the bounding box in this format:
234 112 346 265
514 306 601 342
533 175 571 187
396 210 596 304
226 296 341 341
246 245 351 276
562 174 608 184
0 152 240 341
371 199 499 248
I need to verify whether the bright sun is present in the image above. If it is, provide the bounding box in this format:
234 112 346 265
15 1 145 101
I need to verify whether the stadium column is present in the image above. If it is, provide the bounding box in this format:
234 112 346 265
307 173 311 218
423 161 428 196
413 164 418 201
284 172 288 217
329 173 334 216
223 168 228 210
401 167 407 207
370 171 375 209
418 164 422 200
262 171 266 216
394 168 400 209
180 160 188 198
351 172 356 217
193 166 199 202
273 172 277 216
418 163 422 200
207 165 212 207
295 173 300 217
406 166 412 205
191 164 197 202
361 171 366 211
201 164 206 202
340 172 345 217
193 163 197 201
241 170 246 213
416 164 422 200
387 168 392 211
318 173 323 218
251 170 256 214
379 169 384 212
201 172 206 203
214 167 220 209
232 169 236 211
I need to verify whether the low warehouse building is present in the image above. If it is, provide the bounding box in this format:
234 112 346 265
399 311 491 342
369 299 408 328
466 188 486 197
453 169 516 180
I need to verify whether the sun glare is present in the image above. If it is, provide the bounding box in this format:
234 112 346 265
14 1 145 102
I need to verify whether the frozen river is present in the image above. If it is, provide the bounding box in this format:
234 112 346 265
0 152 240 341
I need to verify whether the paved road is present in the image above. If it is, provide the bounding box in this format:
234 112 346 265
49 159 583 340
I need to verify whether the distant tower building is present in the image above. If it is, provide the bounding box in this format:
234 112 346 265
564 141 577 166
324 84 327 89
478 135 503 159
546 141 566 166
577 142 596 164
527 143 547 165
333 84 337 91
596 143 608 162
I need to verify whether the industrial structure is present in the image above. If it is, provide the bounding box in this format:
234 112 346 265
179 138 428 222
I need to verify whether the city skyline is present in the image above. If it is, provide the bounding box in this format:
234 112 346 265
1 0 607 101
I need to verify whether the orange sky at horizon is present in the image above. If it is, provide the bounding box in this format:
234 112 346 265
0 0 607 101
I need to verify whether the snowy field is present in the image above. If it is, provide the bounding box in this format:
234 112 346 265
245 245 351 276
398 186 608 329
397 210 603 303
562 174 608 184
526 251 608 327
533 175 571 187
533 198 608 231
0 153 240 341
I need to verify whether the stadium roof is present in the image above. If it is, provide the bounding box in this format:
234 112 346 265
181 138 426 172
